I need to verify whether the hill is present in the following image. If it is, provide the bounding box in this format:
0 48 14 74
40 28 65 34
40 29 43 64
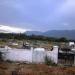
25 30 75 40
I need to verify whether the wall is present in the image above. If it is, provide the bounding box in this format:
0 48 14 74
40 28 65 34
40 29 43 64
46 46 59 64
32 51 45 63
0 48 33 63
0 48 46 63
0 46 59 64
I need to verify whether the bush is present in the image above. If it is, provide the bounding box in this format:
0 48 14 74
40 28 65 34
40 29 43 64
45 56 57 66
0 52 3 61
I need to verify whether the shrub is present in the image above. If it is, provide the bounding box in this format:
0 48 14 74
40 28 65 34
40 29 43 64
0 52 3 61
45 56 57 66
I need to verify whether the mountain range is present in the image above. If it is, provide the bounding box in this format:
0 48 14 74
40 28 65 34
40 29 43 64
0 25 75 40
25 30 75 40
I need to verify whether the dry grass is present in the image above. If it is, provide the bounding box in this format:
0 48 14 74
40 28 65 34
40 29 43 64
0 61 75 75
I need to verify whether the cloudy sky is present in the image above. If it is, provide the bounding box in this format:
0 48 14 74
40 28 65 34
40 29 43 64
0 0 75 31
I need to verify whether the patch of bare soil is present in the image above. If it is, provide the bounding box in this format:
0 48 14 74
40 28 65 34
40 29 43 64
0 61 75 75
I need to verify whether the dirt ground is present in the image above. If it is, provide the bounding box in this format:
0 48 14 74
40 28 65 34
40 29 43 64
0 61 75 75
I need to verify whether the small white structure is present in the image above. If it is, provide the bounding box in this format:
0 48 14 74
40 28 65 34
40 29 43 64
69 42 75 46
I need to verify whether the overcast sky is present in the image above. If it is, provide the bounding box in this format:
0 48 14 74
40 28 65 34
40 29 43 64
0 0 75 31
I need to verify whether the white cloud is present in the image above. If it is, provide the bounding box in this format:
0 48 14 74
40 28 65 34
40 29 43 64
0 25 30 33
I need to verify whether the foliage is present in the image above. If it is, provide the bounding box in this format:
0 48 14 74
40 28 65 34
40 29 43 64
0 52 3 61
45 56 57 66
0 33 70 42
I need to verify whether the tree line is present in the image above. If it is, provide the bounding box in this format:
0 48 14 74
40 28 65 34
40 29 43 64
0 33 74 42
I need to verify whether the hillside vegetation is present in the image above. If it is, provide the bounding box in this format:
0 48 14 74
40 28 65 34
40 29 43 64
0 33 73 42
